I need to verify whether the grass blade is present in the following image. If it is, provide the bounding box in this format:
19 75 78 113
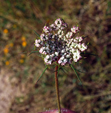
28 51 39 56
74 68 85 73
70 64 82 84
81 52 98 57
35 66 48 84
33 30 40 37
60 67 68 75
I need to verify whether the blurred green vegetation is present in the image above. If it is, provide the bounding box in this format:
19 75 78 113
0 0 111 113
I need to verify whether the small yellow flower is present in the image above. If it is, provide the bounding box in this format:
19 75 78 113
9 43 13 47
22 41 27 47
21 54 25 58
3 29 8 34
19 59 24 63
21 36 26 41
13 24 17 28
3 47 9 54
5 61 9 65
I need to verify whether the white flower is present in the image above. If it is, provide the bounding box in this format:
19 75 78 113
78 43 87 51
47 60 52 64
50 24 56 29
61 49 66 53
44 58 48 62
43 26 51 33
73 51 81 62
45 55 50 59
39 47 45 54
35 43 40 47
63 36 66 41
71 42 78 48
55 18 62 28
40 34 45 40
66 32 73 38
74 37 83 42
58 30 64 38
78 37 83 42
44 55 53 64
61 23 68 29
58 56 65 64
73 55 80 62
63 59 67 63
43 51 46 54
55 52 59 56
72 49 80 55
71 26 79 33
66 47 69 51
61 59 67 65
44 59 52 65
66 54 70 58
58 59 62 64
60 56 64 60
35 39 41 47
71 48 75 53
34 18 88 65
72 49 81 62
50 54 54 58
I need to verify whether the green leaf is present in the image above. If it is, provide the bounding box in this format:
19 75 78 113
33 30 40 37
81 52 98 57
87 42 89 46
74 68 85 73
34 46 36 50
59 66 68 74
28 51 39 56
35 66 48 84
108 1 111 7
70 64 82 84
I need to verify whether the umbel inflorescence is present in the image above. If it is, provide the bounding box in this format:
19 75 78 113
35 18 87 65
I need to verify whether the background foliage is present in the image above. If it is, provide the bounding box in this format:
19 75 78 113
0 0 111 113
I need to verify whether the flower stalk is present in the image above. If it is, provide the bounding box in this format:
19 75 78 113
55 63 61 113
34 18 88 112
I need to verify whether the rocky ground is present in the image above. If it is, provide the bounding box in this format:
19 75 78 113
0 68 17 113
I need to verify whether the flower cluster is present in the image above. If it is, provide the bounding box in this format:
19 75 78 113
35 18 87 65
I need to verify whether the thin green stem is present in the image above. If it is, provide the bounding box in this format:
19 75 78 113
70 64 82 84
55 64 61 113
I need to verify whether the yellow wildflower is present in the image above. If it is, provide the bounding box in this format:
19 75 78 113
13 24 17 28
22 41 27 47
5 61 9 65
21 54 25 58
19 59 24 63
3 29 8 34
3 47 9 54
9 43 13 47
21 36 26 41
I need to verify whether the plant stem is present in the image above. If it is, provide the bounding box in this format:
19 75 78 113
55 64 61 113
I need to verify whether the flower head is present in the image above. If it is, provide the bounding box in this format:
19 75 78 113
43 26 52 33
5 61 9 65
19 59 24 63
3 47 9 55
3 29 8 34
55 18 63 28
66 32 73 38
71 26 79 33
35 18 87 65
22 41 27 47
